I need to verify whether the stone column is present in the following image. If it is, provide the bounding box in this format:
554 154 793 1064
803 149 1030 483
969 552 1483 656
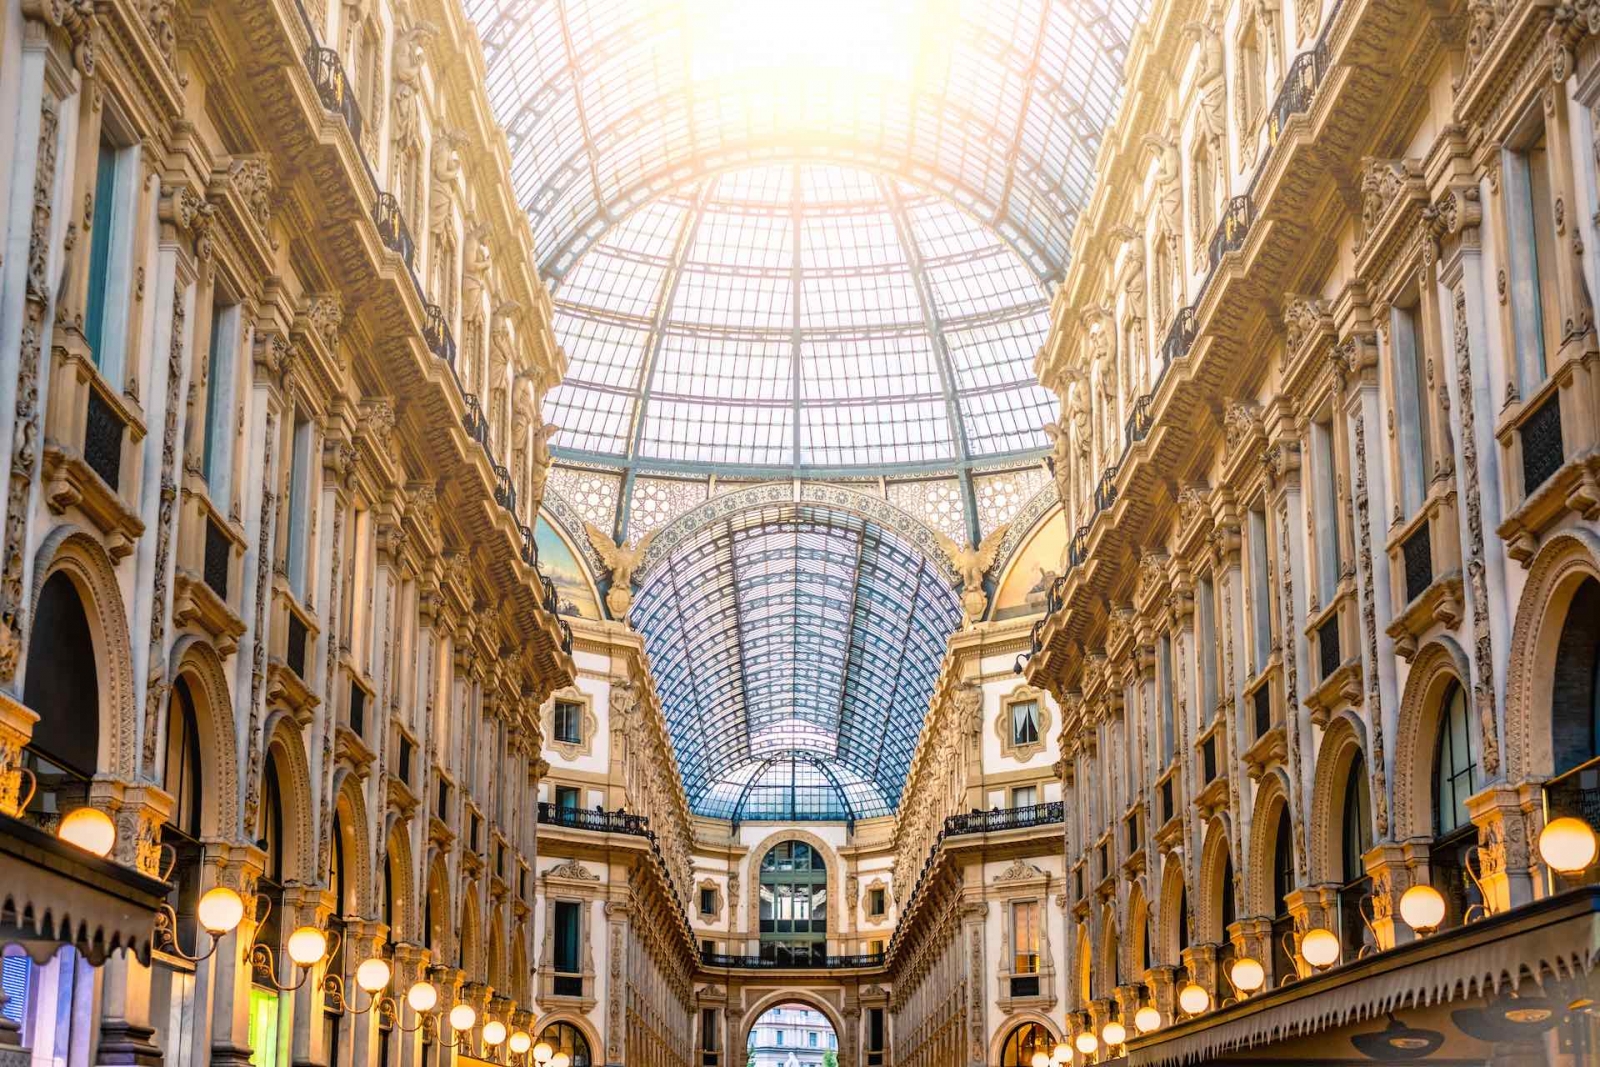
95 782 175 1067
285 884 335 1067
1179 943 1218 1005
388 943 431 1067
1143 964 1177 1028
206 843 267 1067
602 902 629 1065
1231 918 1272 983
1466 785 1537 914
960 902 987 1067
1363 839 1431 948
342 919 389 1067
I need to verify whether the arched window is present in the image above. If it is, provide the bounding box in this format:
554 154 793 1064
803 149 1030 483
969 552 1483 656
999 1022 1052 1066
24 571 100 788
1269 807 1296 983
1433 680 1478 836
1192 138 1218 260
758 841 828 964
164 678 203 838
1217 852 1237 974
537 1022 591 1067
1551 577 1600 775
1175 882 1189 954
1339 751 1373 957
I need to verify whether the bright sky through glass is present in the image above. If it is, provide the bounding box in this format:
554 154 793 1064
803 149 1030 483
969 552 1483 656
687 0 926 84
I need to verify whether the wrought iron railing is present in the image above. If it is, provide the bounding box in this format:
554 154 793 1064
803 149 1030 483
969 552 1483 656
1207 195 1255 272
1046 575 1068 615
1124 392 1155 446
1266 44 1327 149
492 462 516 513
1094 464 1120 513
1521 391 1564 497
519 524 539 568
1318 614 1341 679
1402 522 1433 604
84 387 124 491
944 801 1064 837
203 516 230 599
423 303 456 368
304 46 364 147
372 192 415 268
1161 306 1197 367
700 951 885 970
461 394 490 448
1067 525 1090 569
537 802 650 836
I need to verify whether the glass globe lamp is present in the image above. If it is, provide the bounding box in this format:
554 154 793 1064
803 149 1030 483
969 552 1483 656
58 807 116 857
1539 817 1598 874
1300 927 1340 968
1134 1006 1162 1034
1051 1042 1071 1062
509 1032 532 1056
449 1004 477 1032
1031 1053 1050 1067
407 981 438 1014
286 927 328 967
1398 883 1446 934
549 1054 571 1067
1075 1031 1098 1055
532 1041 554 1063
355 958 391 994
1178 982 1210 1015
1101 1022 1126 1046
1229 956 1265 993
196 887 246 935
482 1020 507 1046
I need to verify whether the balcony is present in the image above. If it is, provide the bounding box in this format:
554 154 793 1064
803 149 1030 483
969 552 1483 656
700 951 884 970
461 393 490 449
537 802 650 837
1266 45 1328 149
1125 392 1155 446
423 303 457 369
1068 525 1090 568
372 192 415 269
1161 306 1197 367
943 801 1064 837
304 46 364 149
1207 195 1255 273
519 523 539 568
492 461 516 514
1094 464 1120 513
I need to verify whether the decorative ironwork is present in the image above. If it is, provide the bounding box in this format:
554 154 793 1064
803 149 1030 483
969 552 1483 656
519 523 539 568
1124 393 1155 445
537 802 650 836
943 801 1064 837
1402 522 1433 604
699 950 885 970
1068 525 1090 568
1094 464 1119 513
1207 195 1254 272
372 193 415 268
1253 684 1272 740
1046 575 1068 615
1266 45 1327 148
492 461 516 513
1520 391 1564 496
461 394 490 448
286 610 309 679
304 46 364 148
422 303 456 368
1318 614 1341 679
203 516 230 599
1161 306 1197 367
84 387 124 491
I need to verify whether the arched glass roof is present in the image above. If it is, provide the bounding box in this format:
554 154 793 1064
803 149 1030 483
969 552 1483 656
630 502 963 820
465 0 1145 285
545 163 1058 472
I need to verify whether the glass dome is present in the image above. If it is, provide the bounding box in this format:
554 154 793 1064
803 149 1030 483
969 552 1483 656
544 163 1058 472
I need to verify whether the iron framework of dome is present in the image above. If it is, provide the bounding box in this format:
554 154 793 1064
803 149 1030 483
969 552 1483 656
630 503 963 820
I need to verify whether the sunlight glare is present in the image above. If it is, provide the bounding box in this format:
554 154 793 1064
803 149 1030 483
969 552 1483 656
687 0 942 87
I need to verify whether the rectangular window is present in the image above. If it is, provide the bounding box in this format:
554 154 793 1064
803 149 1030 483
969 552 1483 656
285 416 313 599
1159 634 1176 766
85 138 134 378
247 986 280 1067
701 1009 718 1051
554 785 580 811
1011 785 1038 810
1249 507 1272 671
553 900 581 974
700 888 717 915
867 887 886 915
1198 576 1218 723
1506 132 1562 390
1012 901 1040 973
1389 304 1432 519
1312 418 1344 602
1010 700 1040 747
202 301 238 504
553 700 582 744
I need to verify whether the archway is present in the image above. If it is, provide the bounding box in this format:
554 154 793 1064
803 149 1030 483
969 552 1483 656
746 1000 840 1067
995 1020 1059 1067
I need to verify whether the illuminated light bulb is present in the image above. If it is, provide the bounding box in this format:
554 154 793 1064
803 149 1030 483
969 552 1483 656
1300 927 1340 968
1539 817 1598 874
1051 1042 1071 1063
532 1042 554 1063
286 926 328 967
1134 1006 1162 1034
356 958 392 993
1075 1031 1099 1055
449 1004 477 1032
1399 883 1447 934
196 887 246 935
1031 1053 1050 1067
407 981 438 1014
1230 956 1265 993
1101 1022 1126 1046
482 1020 507 1046
58 807 116 857
1178 982 1210 1015
509 1032 532 1056
549 1054 571 1067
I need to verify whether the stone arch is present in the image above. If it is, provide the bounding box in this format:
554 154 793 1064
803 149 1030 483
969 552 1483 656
381 813 415 941
1098 903 1120 995
988 1012 1061 1067
329 770 372 918
168 635 240 840
1196 815 1234 943
1309 711 1370 884
488 902 507 990
424 851 452 960
262 713 317 884
460 884 482 977
1125 879 1150 979
534 1009 602 1065
28 525 136 778
1245 767 1294 918
1392 637 1473 840
1155 852 1188 964
1074 921 1092 1003
745 829 842 944
1505 528 1600 781
738 989 845 1060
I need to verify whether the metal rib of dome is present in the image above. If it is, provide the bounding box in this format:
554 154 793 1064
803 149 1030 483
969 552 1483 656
544 163 1058 471
630 502 963 819
464 0 1144 284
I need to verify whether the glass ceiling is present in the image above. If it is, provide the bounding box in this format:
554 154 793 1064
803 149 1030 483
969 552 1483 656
545 163 1059 472
630 502 963 820
465 0 1144 285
